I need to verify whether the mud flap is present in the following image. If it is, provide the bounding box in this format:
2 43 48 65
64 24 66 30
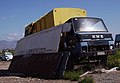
8 52 70 78
55 52 70 78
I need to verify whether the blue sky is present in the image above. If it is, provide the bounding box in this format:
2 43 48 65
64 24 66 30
0 0 120 41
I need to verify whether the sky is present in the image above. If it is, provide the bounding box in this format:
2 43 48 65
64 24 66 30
0 0 120 41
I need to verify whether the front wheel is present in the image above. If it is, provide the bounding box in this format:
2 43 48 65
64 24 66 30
99 55 107 67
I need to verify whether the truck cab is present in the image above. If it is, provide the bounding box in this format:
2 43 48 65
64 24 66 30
73 17 113 54
59 17 114 67
115 34 120 48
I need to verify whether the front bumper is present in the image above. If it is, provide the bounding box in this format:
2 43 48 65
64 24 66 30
80 51 110 56
80 49 116 57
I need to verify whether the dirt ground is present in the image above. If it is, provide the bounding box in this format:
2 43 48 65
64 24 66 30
0 61 120 83
91 71 120 83
0 61 77 83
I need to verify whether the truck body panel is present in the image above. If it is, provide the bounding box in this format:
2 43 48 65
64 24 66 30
25 8 87 36
9 52 70 78
15 25 63 56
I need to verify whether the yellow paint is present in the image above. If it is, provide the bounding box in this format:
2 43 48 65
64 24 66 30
25 8 87 36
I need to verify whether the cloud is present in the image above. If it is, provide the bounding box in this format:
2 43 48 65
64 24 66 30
0 15 17 21
11 15 17 18
7 33 23 41
1 17 6 20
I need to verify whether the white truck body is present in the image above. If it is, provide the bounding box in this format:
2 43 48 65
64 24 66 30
15 25 63 56
15 23 71 56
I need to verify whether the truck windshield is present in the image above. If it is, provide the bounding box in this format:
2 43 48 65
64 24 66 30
73 17 108 33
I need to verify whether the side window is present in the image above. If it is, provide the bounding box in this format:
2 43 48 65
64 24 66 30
25 29 29 37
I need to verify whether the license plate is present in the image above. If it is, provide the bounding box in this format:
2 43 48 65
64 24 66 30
97 51 105 55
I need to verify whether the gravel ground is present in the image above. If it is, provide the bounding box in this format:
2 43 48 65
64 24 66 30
0 77 77 83
0 61 77 83
92 71 120 83
0 61 11 70
0 61 120 83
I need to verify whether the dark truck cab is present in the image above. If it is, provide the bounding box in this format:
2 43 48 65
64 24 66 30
115 34 120 48
59 17 114 67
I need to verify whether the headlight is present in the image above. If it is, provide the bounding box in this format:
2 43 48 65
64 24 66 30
110 45 113 50
109 41 114 50
81 42 88 52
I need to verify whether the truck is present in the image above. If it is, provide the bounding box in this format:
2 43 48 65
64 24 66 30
9 8 114 78
115 34 120 48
